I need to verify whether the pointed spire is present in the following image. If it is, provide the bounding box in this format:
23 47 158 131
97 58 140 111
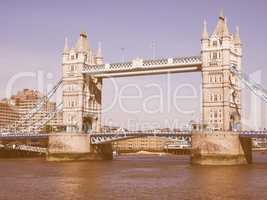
212 10 230 38
202 20 209 40
95 41 104 64
96 41 103 58
236 26 240 37
64 37 69 53
223 17 230 37
219 8 224 20
234 26 241 44
75 32 90 51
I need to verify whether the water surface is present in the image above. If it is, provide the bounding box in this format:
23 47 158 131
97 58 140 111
0 153 267 200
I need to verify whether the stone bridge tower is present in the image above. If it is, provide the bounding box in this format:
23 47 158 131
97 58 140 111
62 32 103 133
201 12 242 131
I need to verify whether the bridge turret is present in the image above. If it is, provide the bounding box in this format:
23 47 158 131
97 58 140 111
95 42 104 65
201 11 242 131
234 26 241 45
201 20 210 67
221 18 231 68
234 26 242 59
74 32 95 65
62 37 70 63
63 37 69 52
75 32 90 51
61 32 103 133
201 20 209 41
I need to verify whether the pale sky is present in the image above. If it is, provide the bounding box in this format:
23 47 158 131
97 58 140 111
0 0 267 130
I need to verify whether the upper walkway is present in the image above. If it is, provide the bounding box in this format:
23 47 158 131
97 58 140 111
82 56 202 78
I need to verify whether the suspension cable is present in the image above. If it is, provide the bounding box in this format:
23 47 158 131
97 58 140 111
10 80 62 131
29 102 63 133
230 65 267 103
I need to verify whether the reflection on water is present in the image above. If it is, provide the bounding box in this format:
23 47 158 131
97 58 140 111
0 153 267 200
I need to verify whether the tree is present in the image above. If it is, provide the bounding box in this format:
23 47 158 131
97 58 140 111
42 125 53 133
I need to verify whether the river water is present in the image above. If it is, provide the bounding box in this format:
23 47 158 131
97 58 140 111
0 153 267 200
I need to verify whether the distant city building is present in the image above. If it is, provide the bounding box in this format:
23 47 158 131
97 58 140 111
108 126 190 152
252 138 267 149
101 125 129 133
113 136 170 152
0 101 19 130
0 89 62 132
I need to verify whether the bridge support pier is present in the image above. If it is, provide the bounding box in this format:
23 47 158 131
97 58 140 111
47 133 113 161
191 132 252 165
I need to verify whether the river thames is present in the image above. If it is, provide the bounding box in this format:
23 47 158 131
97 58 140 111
0 153 267 200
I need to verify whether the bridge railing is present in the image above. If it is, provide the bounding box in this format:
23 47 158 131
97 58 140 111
82 56 202 74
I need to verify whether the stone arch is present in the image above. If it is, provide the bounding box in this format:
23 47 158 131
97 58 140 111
83 117 93 133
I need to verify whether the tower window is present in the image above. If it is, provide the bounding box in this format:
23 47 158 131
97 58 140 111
71 55 75 60
76 53 79 59
70 65 75 71
212 52 217 60
213 41 217 47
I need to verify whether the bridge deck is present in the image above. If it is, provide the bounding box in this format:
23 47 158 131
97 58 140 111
82 56 202 78
0 131 267 144
89 131 191 144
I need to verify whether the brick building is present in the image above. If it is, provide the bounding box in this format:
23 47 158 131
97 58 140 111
0 101 19 130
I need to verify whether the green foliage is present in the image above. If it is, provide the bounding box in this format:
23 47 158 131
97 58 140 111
42 125 53 133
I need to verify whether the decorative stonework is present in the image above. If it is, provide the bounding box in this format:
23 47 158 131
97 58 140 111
62 32 103 133
201 13 242 131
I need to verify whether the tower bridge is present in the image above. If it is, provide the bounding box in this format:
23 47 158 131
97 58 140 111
61 11 242 133
1 11 267 165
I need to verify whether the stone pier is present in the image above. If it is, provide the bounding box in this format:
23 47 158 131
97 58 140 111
191 131 252 165
47 133 113 161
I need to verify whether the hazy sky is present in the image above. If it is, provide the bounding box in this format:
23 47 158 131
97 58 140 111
0 0 267 130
